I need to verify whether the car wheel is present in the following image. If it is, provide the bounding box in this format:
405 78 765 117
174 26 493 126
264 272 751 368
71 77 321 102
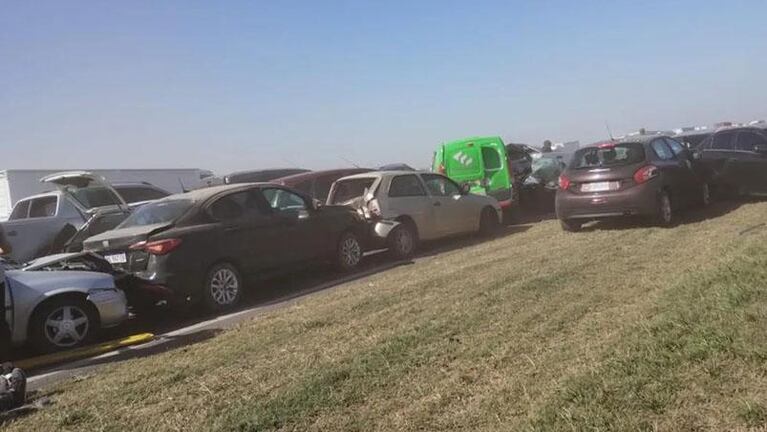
203 263 243 313
29 297 99 354
655 191 673 226
336 231 363 272
478 207 500 236
559 218 582 232
388 224 416 260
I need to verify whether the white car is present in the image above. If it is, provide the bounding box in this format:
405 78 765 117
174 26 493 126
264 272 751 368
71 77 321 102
3 262 128 354
327 171 502 256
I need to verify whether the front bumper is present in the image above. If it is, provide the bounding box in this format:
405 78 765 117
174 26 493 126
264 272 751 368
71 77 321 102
88 288 129 328
555 180 660 220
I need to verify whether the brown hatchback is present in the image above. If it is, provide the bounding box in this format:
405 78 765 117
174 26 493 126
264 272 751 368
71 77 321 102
555 135 709 231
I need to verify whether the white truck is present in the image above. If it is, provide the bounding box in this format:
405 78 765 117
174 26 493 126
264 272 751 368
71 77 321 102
0 169 212 221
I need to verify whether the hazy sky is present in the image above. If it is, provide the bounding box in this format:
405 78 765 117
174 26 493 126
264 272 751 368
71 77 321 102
2 1 766 173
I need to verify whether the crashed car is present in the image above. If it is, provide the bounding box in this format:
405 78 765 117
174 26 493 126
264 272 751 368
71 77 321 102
0 172 134 263
3 258 128 354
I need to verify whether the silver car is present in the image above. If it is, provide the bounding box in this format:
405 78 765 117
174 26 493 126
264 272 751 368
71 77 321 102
327 171 502 255
2 263 128 354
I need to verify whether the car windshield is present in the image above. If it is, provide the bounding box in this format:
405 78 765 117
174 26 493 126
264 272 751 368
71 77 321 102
572 143 645 169
329 178 376 205
118 199 194 228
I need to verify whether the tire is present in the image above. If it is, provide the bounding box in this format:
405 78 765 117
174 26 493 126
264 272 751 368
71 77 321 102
654 190 673 226
29 296 99 354
388 224 416 260
202 263 243 313
478 207 500 236
559 218 582 232
336 231 363 272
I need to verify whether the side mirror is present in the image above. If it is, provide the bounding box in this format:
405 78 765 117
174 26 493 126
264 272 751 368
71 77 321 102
459 183 471 195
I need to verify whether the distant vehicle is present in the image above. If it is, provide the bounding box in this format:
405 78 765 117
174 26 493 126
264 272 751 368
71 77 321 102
83 184 368 313
0 172 136 263
505 143 538 181
556 135 709 231
433 136 514 212
0 168 208 220
223 169 310 185
273 168 373 202
327 171 502 256
3 262 128 353
692 126 767 196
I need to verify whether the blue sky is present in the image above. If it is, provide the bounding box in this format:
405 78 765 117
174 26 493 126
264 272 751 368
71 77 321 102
2 1 766 173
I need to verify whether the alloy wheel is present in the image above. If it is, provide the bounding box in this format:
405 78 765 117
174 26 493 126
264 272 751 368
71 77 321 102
392 227 414 257
341 236 362 268
44 305 90 348
210 268 240 306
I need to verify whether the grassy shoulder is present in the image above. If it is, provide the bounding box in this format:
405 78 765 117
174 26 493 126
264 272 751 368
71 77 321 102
5 201 767 431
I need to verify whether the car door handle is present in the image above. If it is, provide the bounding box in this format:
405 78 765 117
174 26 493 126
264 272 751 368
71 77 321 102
433 202 441 207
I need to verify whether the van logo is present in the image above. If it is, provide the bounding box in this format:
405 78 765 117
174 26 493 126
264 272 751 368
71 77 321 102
452 151 473 167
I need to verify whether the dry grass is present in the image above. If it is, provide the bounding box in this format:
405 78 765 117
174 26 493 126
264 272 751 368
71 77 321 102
5 201 767 431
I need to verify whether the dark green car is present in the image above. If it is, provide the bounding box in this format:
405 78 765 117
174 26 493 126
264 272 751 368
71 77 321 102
433 136 514 210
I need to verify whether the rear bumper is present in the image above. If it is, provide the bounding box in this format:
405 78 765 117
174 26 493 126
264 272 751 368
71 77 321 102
555 180 659 220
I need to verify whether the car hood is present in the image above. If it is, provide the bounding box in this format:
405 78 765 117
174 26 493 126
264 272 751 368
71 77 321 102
5 269 115 294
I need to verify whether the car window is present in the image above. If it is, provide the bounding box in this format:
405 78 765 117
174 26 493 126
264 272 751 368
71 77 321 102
388 175 426 197
209 190 268 221
572 143 645 169
712 131 736 150
114 185 170 204
69 186 123 209
8 200 30 220
261 188 307 212
736 131 767 151
28 196 58 218
481 147 503 171
328 177 377 205
651 139 675 160
421 174 460 197
665 138 686 156
119 199 195 228
314 176 335 202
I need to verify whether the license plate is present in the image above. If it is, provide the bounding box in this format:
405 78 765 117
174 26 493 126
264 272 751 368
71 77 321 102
581 181 619 193
105 253 127 264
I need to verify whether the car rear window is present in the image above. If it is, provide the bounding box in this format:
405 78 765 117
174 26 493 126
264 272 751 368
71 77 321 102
69 187 123 209
118 199 194 228
572 143 645 169
328 178 377 205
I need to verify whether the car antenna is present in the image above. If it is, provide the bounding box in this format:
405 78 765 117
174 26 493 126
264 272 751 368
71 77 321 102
339 156 361 168
178 178 188 193
605 121 615 141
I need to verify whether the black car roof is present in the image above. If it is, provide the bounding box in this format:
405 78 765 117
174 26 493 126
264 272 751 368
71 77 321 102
617 134 672 144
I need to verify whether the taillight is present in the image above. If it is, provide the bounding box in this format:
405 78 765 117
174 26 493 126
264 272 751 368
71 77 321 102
367 199 382 219
633 165 658 184
437 164 446 174
130 238 182 255
558 175 571 190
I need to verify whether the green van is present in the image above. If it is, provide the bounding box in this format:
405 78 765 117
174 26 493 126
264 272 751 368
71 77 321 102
432 136 514 210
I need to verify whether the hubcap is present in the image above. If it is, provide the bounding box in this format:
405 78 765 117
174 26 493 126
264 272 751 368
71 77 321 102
394 229 414 255
44 306 89 347
661 195 672 223
341 236 361 267
210 268 240 305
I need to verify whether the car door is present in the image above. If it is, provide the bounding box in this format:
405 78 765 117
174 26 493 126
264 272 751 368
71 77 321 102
207 189 279 274
384 174 437 239
649 139 688 205
260 186 324 264
700 130 738 188
665 137 702 200
420 173 474 235
733 130 767 194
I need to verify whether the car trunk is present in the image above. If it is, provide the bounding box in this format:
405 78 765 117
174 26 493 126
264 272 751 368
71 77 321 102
566 162 647 194
83 223 172 272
